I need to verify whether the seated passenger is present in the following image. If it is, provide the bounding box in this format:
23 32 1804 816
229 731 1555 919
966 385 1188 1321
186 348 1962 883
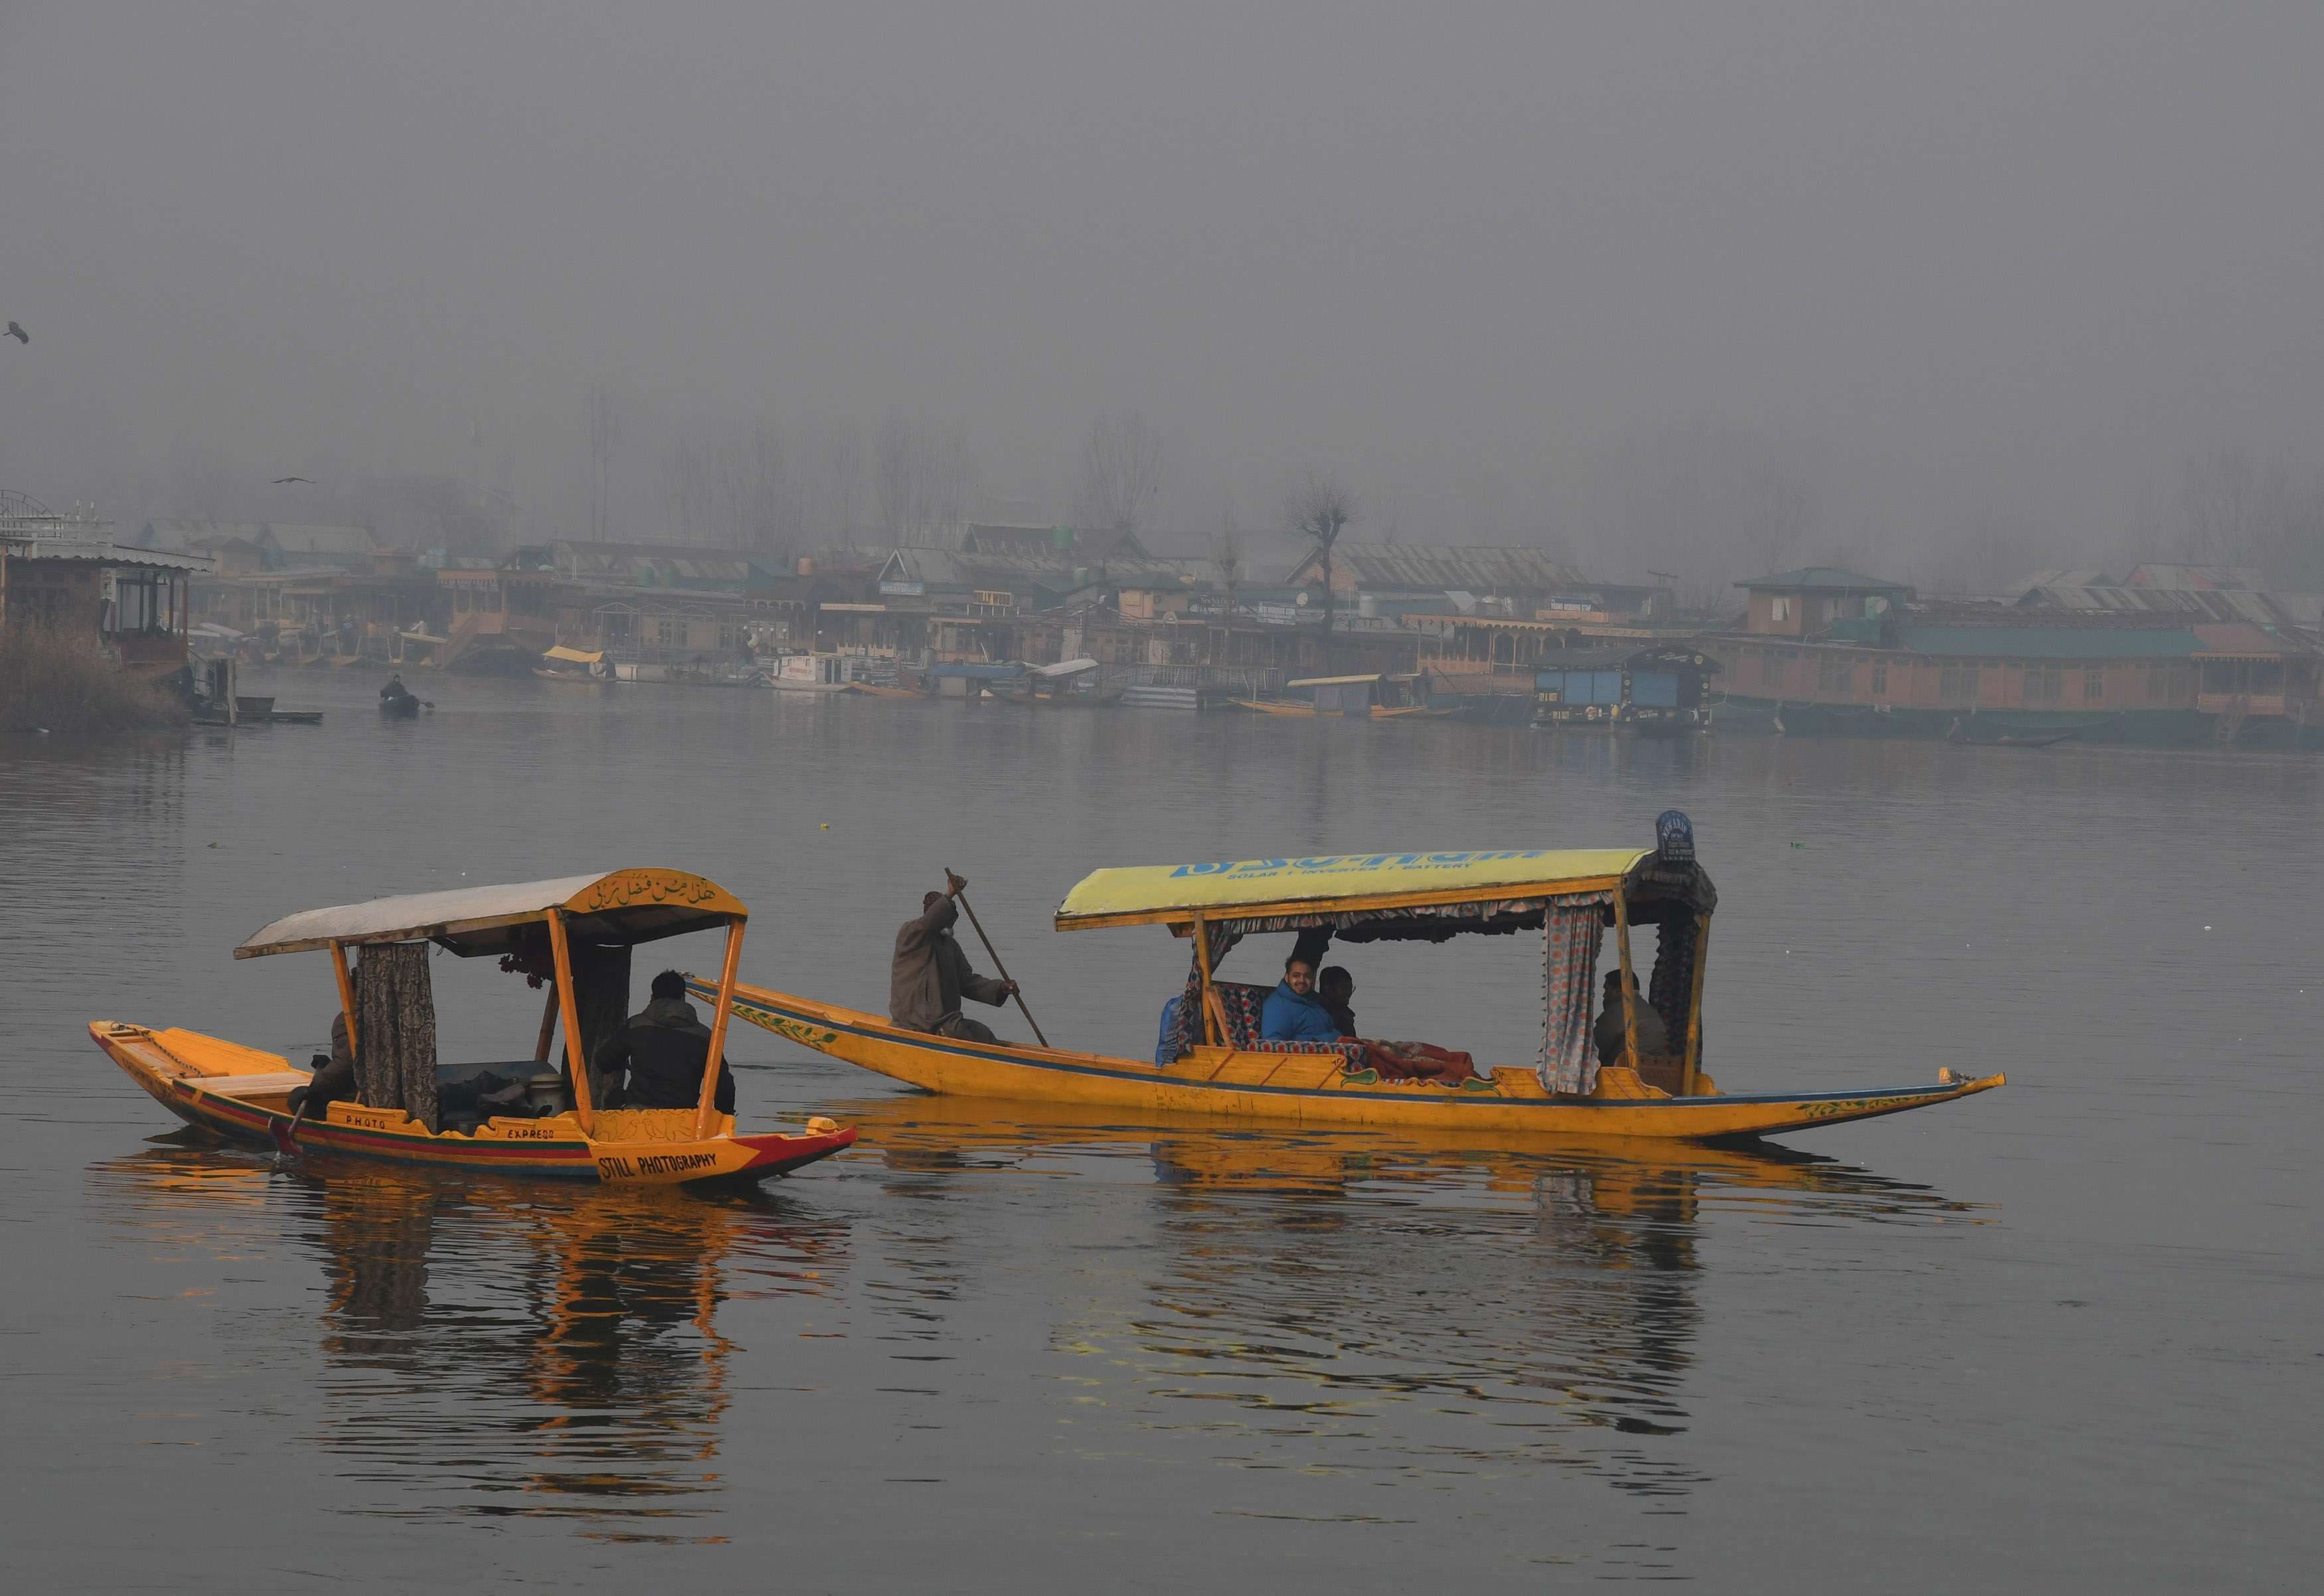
1155 994 1187 1064
1260 955 1341 1043
1307 964 1479 1085
1317 966 1359 1038
286 1010 356 1117
594 969 736 1113
1592 969 1670 1068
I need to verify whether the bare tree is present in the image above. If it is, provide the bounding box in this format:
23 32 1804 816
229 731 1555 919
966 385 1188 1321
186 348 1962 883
1211 497 1245 660
798 412 867 547
1286 470 1358 633
2179 449 2287 568
874 412 980 545
661 417 798 557
584 381 622 542
1072 410 1167 535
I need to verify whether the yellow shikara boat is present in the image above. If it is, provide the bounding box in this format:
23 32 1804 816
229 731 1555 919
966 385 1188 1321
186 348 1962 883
92 868 856 1185
719 823 2003 1142
1232 673 1454 718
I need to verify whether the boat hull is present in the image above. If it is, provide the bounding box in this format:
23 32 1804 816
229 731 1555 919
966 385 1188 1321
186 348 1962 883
711 981 2003 1143
90 1021 854 1185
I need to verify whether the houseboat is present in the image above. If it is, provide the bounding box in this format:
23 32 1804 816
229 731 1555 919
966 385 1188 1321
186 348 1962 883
1533 644 1717 733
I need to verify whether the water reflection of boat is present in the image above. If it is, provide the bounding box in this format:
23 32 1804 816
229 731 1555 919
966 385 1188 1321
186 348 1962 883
722 818 2003 1142
91 868 855 1186
824 1092 1972 1489
89 1144 850 1528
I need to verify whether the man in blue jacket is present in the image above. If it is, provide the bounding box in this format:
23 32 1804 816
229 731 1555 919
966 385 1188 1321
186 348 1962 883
1260 954 1341 1043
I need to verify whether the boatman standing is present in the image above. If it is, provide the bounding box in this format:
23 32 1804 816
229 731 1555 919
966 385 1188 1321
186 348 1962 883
890 872 1017 1043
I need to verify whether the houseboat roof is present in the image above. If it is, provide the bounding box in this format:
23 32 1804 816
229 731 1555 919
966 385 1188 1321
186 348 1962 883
1895 624 2201 660
1286 673 1418 688
1054 849 1654 931
1735 566 1910 594
234 868 747 959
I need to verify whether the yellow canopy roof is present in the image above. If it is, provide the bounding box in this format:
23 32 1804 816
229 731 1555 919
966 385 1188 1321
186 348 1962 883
235 868 747 959
542 645 605 665
1054 848 1652 931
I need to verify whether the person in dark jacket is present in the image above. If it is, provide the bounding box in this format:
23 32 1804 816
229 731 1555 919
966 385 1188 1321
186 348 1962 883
1317 966 1359 1039
594 970 736 1113
890 872 1017 1042
287 1010 356 1117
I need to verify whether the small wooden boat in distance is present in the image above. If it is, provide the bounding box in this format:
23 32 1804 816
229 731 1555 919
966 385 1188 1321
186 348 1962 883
720 820 2001 1143
1234 673 1453 718
92 868 855 1185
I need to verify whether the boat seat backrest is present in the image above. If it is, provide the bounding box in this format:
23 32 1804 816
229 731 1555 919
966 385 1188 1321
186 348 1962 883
1211 983 1270 1048
1211 981 1368 1072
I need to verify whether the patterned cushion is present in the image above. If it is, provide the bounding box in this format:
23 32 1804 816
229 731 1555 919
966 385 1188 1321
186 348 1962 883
1213 983 1270 1047
1248 1036 1369 1071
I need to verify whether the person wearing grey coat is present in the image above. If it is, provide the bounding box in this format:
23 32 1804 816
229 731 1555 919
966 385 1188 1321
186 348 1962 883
890 874 1016 1042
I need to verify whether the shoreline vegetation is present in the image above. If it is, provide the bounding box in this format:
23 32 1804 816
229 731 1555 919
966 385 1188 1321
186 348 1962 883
0 618 188 734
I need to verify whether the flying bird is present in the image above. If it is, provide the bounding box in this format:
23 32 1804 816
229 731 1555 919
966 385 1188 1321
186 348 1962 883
271 477 314 485
5 322 26 345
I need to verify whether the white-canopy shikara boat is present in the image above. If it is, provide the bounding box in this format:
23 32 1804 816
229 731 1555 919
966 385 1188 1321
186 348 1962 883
91 868 855 1184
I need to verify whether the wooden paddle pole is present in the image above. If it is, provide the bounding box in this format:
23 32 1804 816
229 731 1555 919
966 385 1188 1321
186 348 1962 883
946 871 1050 1048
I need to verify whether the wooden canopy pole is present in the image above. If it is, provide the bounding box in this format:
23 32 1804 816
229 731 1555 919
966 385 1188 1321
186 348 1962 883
329 941 359 1060
533 983 560 1062
1682 912 1711 1097
1612 892 1639 1071
1193 917 1219 1048
545 909 594 1135
693 919 746 1139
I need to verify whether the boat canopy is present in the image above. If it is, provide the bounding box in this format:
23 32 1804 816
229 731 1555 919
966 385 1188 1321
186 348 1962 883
542 645 605 665
234 868 748 959
1053 848 1702 935
1032 657 1100 678
1286 673 1390 688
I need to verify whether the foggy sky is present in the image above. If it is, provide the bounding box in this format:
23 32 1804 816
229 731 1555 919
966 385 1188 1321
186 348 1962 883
4 1 2321 579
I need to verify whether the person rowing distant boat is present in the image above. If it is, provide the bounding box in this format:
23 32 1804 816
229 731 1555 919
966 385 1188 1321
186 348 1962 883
890 872 1018 1044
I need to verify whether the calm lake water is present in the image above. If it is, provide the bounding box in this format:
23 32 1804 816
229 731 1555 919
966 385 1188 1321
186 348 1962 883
4 672 2318 1591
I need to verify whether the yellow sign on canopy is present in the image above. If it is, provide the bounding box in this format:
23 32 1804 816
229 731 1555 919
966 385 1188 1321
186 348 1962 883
1054 848 1651 931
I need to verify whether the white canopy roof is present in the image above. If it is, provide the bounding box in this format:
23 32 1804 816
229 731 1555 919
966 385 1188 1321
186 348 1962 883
234 868 747 959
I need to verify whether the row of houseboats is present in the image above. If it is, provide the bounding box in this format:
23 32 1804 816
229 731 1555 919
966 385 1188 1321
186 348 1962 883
93 821 2003 1190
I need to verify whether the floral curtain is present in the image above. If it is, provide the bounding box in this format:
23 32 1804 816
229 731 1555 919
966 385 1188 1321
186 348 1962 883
1538 894 1610 1094
355 941 440 1133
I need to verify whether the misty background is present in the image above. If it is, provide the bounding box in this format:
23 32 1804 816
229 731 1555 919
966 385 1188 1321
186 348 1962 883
5 1 2321 594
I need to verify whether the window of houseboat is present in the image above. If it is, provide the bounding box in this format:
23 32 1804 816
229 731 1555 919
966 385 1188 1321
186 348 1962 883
1870 663 1888 697
2085 667 2104 702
